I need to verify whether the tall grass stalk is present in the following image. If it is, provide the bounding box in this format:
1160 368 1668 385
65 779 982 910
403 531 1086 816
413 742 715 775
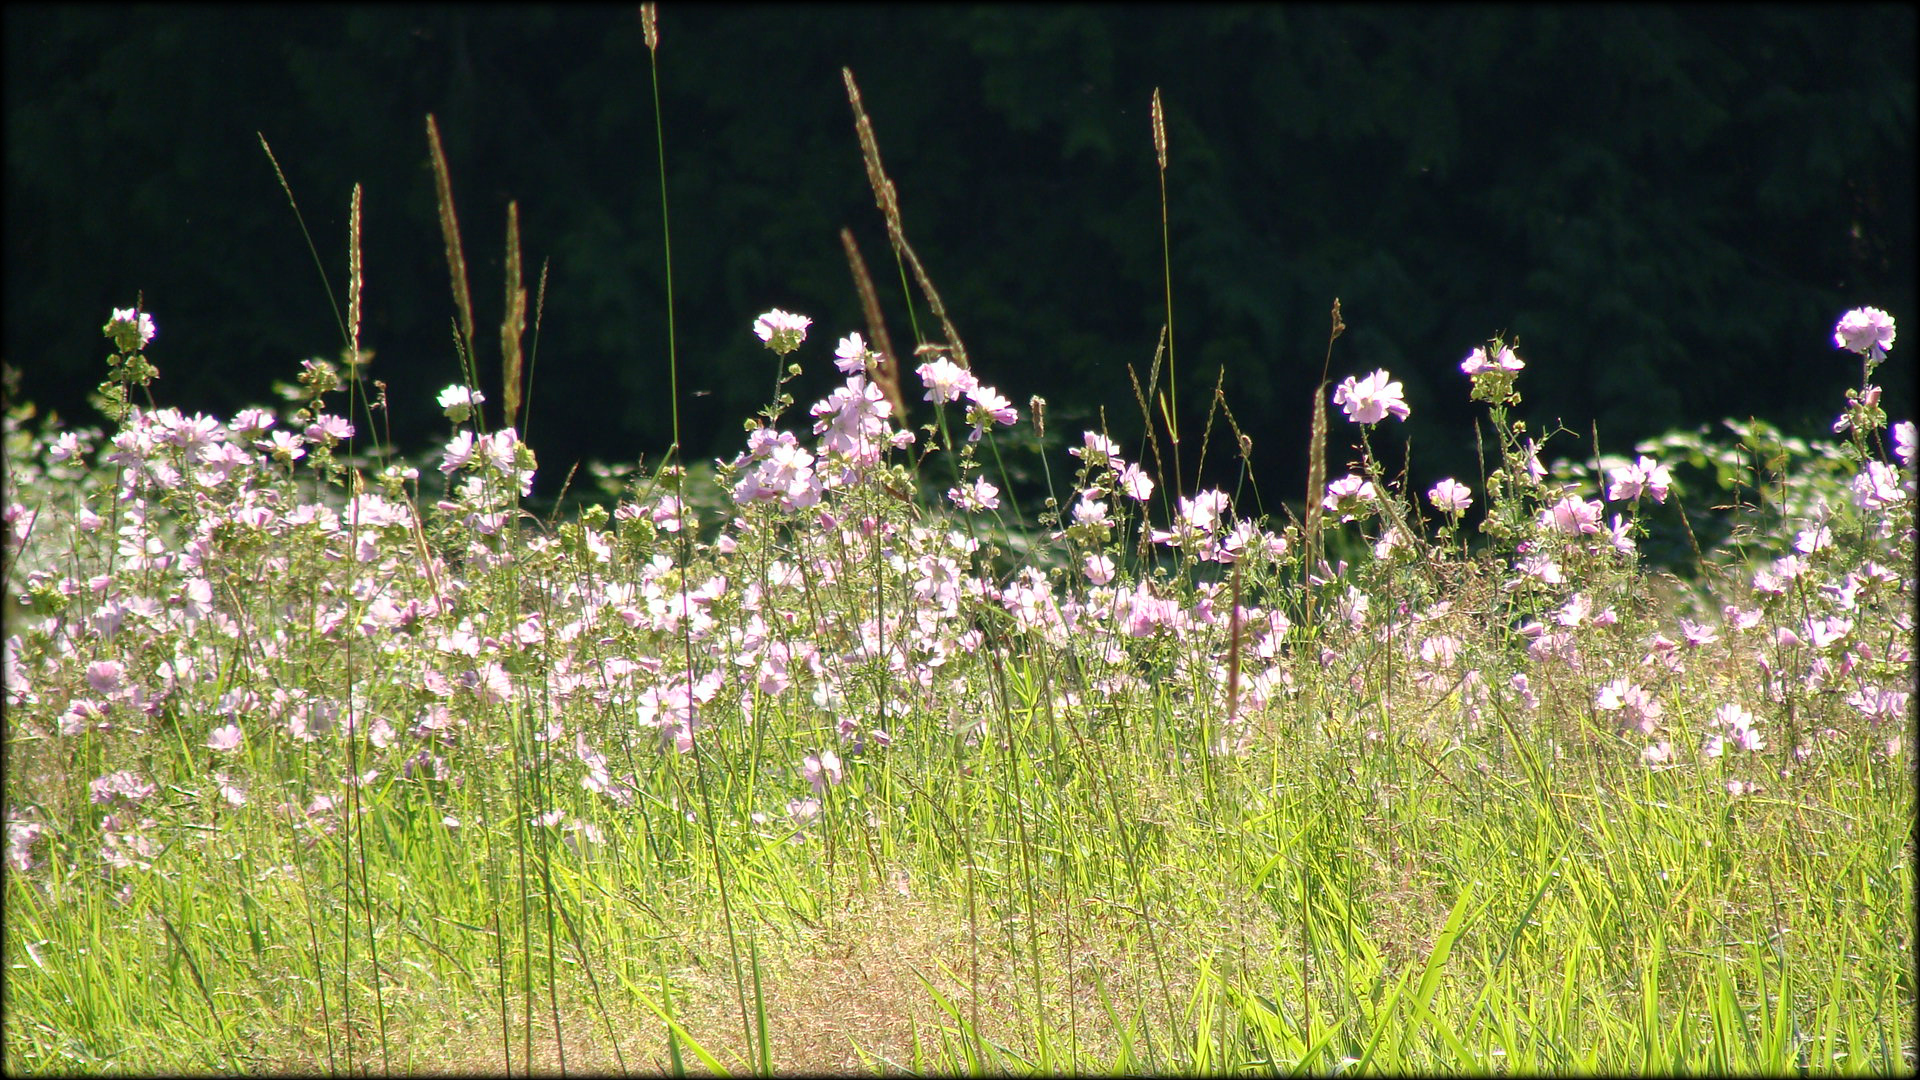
1150 88 1183 494
643 8 762 1060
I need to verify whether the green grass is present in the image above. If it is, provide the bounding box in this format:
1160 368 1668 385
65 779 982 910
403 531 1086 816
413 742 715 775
4 649 1911 1073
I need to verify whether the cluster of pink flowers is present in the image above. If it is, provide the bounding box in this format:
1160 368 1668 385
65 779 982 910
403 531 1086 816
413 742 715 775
1605 455 1672 504
1459 344 1524 377
912 355 1020 442
1 298 1911 897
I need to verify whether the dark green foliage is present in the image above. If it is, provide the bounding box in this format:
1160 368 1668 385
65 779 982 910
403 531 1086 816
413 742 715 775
5 5 1912 511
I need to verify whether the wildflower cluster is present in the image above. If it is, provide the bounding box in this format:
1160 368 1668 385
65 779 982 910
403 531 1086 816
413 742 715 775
94 306 159 424
1298 313 1912 777
2 301 1910 938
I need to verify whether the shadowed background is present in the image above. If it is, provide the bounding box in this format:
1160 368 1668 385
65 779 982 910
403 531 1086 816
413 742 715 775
6 4 1914 513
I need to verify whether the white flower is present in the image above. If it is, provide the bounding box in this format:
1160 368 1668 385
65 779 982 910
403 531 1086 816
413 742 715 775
437 384 486 422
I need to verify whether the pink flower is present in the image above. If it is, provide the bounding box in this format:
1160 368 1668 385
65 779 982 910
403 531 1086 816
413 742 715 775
439 430 476 475
1217 519 1267 562
264 430 306 463
1793 525 1834 554
752 309 811 354
437 384 486 421
1520 439 1547 482
85 660 126 695
916 357 978 405
229 408 276 436
479 429 524 475
1418 635 1462 666
1083 554 1116 585
1850 460 1905 510
1071 493 1112 528
1893 421 1915 468
1846 687 1909 723
304 415 354 444
833 332 872 374
788 797 822 825
964 385 1018 440
802 749 843 793
1605 455 1672 504
948 477 1001 512
207 722 243 752
157 410 222 453
471 661 512 706
1459 345 1523 376
7 821 48 871
1177 489 1231 535
105 307 156 350
89 770 155 806
1596 679 1663 734
1322 473 1377 521
46 432 84 462
1540 495 1604 536
1802 615 1852 650
1509 673 1538 711
1428 478 1473 515
1678 619 1718 648
1554 592 1592 627
1337 586 1370 628
1833 307 1895 357
810 374 894 467
1070 432 1122 464
759 442 821 508
1331 369 1410 425
1116 462 1155 502
1603 515 1636 556
1710 703 1756 731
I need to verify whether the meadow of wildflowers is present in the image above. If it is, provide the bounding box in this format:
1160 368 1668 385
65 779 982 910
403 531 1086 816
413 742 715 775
2 293 1911 1073
1 32 1913 1070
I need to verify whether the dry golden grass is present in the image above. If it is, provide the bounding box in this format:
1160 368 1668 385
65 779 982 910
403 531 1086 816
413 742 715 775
234 831 1431 1075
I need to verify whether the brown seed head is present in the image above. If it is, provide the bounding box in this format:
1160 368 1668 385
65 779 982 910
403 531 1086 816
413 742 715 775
639 4 658 51
1151 88 1167 171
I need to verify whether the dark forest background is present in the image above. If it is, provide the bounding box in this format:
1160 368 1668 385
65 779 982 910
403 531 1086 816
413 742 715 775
6 4 1914 515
